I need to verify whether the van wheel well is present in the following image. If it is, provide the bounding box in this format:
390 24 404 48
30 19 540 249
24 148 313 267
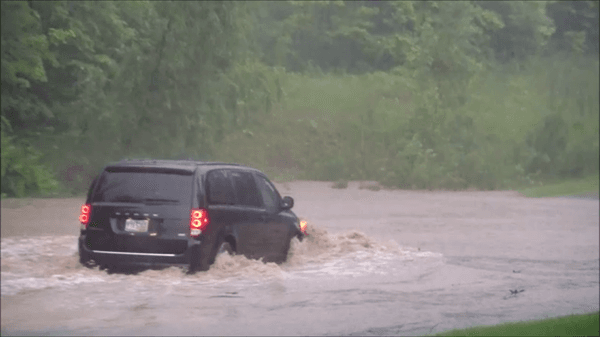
209 235 237 265
222 235 236 253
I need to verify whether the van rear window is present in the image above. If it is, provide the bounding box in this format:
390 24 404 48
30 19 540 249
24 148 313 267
93 170 193 204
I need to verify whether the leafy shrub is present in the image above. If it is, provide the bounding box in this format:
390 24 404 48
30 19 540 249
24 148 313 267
314 155 346 181
525 113 568 175
1 127 59 198
215 54 598 191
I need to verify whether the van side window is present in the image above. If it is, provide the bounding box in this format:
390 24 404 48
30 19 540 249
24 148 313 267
230 171 261 207
207 170 236 205
256 176 280 213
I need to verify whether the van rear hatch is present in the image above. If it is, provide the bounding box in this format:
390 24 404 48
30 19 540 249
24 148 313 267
86 166 195 255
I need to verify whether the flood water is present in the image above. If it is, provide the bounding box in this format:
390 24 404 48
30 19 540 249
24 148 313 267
1 182 598 336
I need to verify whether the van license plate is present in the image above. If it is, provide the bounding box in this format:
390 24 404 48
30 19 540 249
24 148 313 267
125 219 148 232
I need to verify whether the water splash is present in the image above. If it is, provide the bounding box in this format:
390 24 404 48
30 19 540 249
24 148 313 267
1 225 443 297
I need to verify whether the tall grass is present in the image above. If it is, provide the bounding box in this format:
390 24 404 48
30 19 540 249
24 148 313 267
216 72 416 181
216 54 599 189
519 173 599 198
33 54 595 193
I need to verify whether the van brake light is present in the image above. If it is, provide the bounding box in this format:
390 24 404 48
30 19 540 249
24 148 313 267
190 208 210 237
79 204 91 227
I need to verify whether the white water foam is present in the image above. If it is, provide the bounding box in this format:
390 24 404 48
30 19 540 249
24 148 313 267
1 227 444 296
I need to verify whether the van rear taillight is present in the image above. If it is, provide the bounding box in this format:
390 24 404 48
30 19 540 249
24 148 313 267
190 208 210 237
79 204 91 228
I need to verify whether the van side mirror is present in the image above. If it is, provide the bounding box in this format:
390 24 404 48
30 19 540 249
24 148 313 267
281 196 294 210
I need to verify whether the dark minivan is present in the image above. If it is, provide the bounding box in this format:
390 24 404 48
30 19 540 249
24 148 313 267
78 159 307 272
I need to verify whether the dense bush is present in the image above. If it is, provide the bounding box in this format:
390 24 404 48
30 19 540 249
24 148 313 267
2 1 597 196
1 121 58 198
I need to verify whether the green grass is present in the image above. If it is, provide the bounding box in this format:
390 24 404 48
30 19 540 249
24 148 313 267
519 173 599 198
435 311 599 336
210 55 599 190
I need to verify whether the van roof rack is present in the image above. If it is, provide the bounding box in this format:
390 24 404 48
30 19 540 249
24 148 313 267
117 158 245 167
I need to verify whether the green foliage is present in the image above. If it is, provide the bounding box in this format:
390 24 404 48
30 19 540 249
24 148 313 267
315 155 347 181
516 54 599 179
0 1 61 197
217 52 598 190
1 1 54 86
435 311 600 336
1 121 58 198
480 1 555 62
221 60 284 129
519 174 599 198
1 0 56 137
547 1 599 54
1 1 598 196
525 113 568 175
2 1 281 195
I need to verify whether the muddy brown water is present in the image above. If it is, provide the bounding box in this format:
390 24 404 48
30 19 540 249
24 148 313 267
1 181 598 336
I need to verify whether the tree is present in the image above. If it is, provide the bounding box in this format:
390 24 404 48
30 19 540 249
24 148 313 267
546 0 599 54
1 1 58 135
479 1 555 62
1 1 62 197
2 1 278 195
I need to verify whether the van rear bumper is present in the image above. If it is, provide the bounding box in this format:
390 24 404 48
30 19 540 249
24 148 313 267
79 235 201 267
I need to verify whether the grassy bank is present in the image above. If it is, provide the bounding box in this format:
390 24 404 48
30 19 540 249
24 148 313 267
216 55 599 189
9 55 596 197
434 311 599 336
519 173 599 198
